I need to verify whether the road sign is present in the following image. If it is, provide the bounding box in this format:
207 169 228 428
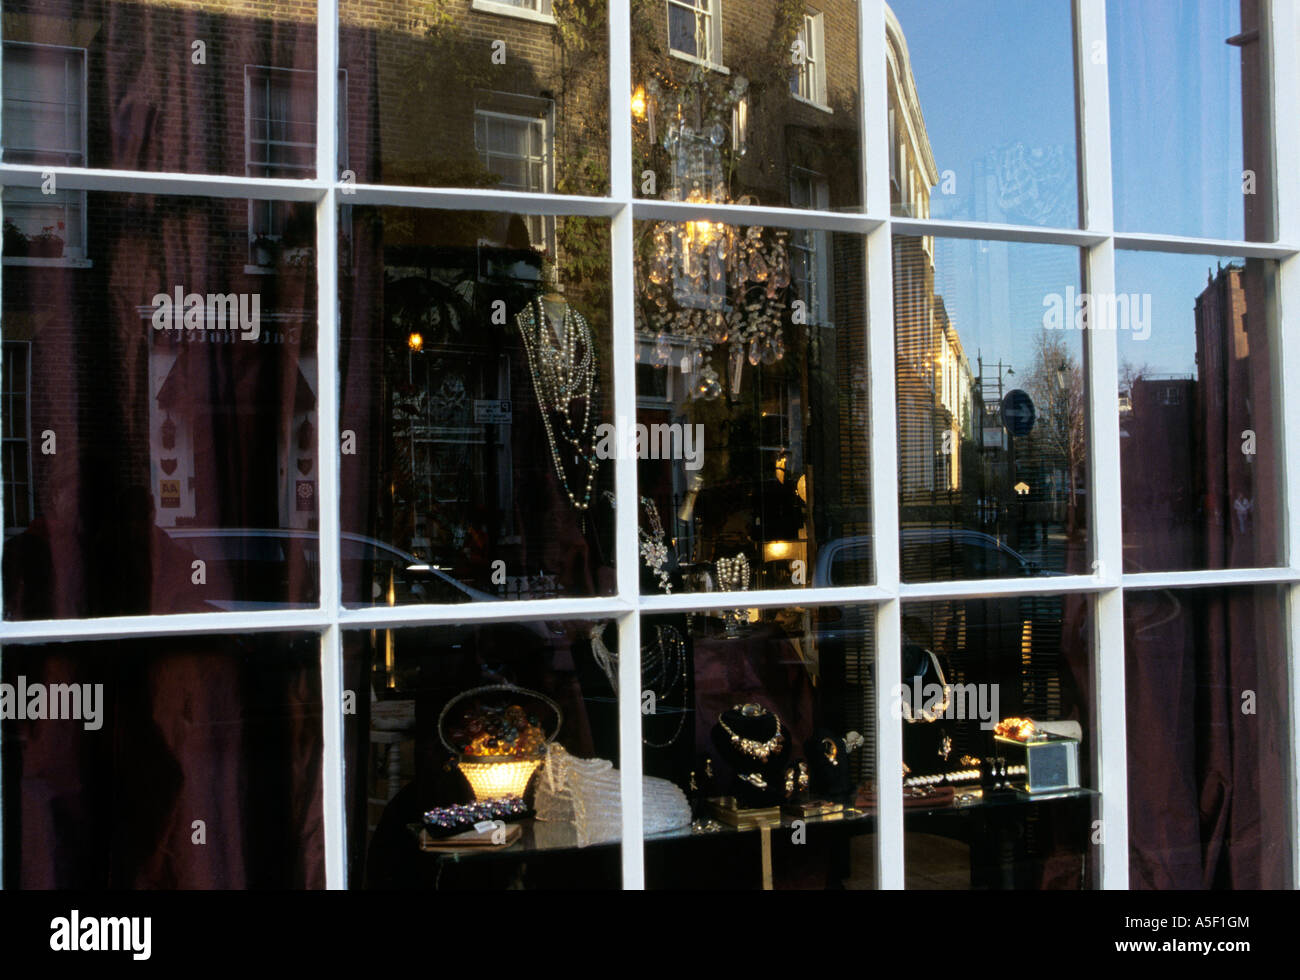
1001 389 1036 437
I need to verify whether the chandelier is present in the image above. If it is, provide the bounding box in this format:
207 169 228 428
636 72 792 400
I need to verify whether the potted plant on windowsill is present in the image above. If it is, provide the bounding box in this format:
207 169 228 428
30 223 65 258
251 234 281 268
3 219 29 257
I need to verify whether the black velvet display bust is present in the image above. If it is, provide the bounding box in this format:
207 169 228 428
710 703 792 807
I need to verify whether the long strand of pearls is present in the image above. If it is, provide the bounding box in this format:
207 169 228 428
517 297 600 512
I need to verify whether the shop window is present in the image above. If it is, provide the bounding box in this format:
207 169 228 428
1 42 87 262
790 11 828 109
668 0 722 68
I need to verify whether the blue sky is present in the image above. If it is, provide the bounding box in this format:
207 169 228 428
887 0 1248 378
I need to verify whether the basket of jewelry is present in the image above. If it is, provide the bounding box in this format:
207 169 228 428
438 684 563 802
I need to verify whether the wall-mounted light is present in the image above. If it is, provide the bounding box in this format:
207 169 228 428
408 332 424 352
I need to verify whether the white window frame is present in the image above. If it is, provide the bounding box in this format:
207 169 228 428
473 100 556 257
1 339 33 532
0 0 1298 895
791 10 830 112
667 0 728 72
244 65 349 273
1 40 90 267
472 0 556 24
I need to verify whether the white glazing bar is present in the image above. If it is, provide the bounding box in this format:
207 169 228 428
861 0 904 891
0 163 325 200
1268 0 1300 887
341 596 633 629
0 608 331 644
891 216 1107 248
347 184 621 217
609 0 644 891
1111 232 1295 260
316 0 346 891
1122 567 1300 591
632 199 880 234
638 584 893 612
1075 0 1127 890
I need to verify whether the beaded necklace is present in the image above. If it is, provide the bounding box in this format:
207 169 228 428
516 297 600 513
589 622 689 748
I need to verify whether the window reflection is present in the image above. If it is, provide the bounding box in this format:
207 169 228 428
887 0 1079 227
2 192 319 620
895 235 1089 581
2 633 323 888
1125 587 1290 888
634 0 861 211
1117 253 1280 571
340 208 615 604
1108 0 1275 241
633 220 871 595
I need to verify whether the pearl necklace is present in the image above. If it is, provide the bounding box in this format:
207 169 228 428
589 622 689 748
716 553 750 592
517 297 600 512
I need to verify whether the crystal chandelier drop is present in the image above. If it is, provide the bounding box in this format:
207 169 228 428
637 72 791 399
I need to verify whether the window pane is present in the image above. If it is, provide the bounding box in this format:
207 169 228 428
895 235 1089 581
1125 587 1290 888
1 191 319 620
1117 252 1281 571
1 5 317 177
901 595 1097 889
339 207 614 605
339 0 607 193
633 220 870 595
635 2 863 211
1 633 323 887
640 605 878 889
887 0 1080 227
345 620 624 889
1107 0 1275 241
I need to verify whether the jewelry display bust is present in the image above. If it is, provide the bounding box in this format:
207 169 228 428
710 703 793 807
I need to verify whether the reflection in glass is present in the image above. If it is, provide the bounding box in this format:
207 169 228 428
345 619 626 889
633 220 870 595
633 1 861 211
339 0 609 194
1116 252 1280 571
894 235 1088 581
1 191 318 620
1 2 317 178
901 595 1096 889
887 0 1079 227
1124 587 1290 888
1108 0 1274 241
637 604 878 889
339 208 614 604
1 633 322 888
